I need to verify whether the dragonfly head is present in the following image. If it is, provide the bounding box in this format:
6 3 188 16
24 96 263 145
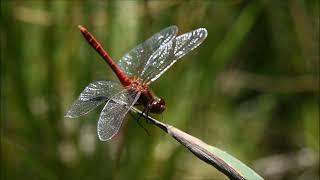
149 97 165 114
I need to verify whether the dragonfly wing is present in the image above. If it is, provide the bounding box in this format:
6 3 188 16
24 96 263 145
117 26 178 77
78 81 123 101
97 89 140 141
140 28 208 83
65 81 123 118
65 100 106 118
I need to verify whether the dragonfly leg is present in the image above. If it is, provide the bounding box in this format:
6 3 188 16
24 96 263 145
136 108 150 136
145 108 153 124
136 108 145 122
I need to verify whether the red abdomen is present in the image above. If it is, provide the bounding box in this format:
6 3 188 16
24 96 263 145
78 25 131 86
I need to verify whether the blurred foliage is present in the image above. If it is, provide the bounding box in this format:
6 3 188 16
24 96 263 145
1 0 319 179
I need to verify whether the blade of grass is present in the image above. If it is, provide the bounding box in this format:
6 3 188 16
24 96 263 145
132 108 263 180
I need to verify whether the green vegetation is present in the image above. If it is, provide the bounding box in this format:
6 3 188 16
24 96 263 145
1 1 319 179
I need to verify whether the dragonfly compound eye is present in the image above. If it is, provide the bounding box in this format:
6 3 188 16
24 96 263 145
149 97 166 114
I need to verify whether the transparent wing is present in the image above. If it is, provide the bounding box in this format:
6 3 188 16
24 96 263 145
65 81 123 118
97 89 140 141
117 26 178 77
140 28 208 83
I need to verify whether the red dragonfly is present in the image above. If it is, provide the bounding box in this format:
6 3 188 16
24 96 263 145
66 25 207 141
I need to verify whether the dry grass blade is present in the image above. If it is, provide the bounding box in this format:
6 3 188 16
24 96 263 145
132 108 263 180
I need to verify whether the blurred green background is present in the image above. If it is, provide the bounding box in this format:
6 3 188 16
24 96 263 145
1 1 319 179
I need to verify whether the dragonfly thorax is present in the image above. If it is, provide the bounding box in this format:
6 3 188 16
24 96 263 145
127 77 149 92
126 77 166 114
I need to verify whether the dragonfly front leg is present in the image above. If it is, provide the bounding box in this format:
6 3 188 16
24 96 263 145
136 108 150 136
144 107 153 124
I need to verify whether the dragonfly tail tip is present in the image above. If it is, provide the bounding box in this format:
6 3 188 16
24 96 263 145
78 25 86 32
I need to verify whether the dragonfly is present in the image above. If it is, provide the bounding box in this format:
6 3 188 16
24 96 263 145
65 25 207 141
